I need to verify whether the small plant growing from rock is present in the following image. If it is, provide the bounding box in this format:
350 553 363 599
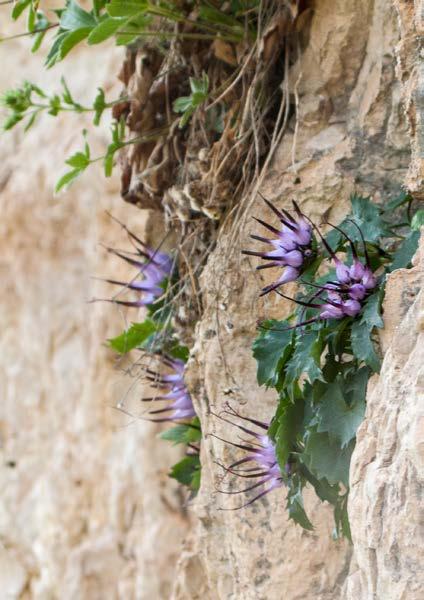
215 193 421 538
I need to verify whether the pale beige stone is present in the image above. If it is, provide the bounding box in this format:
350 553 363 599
0 18 188 600
344 235 424 599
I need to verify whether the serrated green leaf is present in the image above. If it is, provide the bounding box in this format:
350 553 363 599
351 319 381 372
360 289 384 329
299 464 340 505
302 432 354 486
389 230 420 271
88 16 127 44
169 454 201 491
316 380 365 447
275 401 302 472
160 419 201 446
286 480 314 530
55 168 82 193
326 195 390 249
284 330 323 390
252 320 293 387
108 319 158 354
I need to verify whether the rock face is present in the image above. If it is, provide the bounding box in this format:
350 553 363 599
0 28 187 600
0 0 423 599
172 1 421 598
344 236 424 600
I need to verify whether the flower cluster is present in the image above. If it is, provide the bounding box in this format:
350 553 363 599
242 197 314 295
246 197 378 326
213 405 284 509
142 355 195 423
97 218 173 308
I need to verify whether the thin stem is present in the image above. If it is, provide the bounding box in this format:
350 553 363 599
0 23 58 42
117 29 240 43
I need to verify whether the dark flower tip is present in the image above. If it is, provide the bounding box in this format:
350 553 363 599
211 404 284 510
242 195 315 295
141 355 195 423
94 215 173 308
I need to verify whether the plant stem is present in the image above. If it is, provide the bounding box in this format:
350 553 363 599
0 23 58 42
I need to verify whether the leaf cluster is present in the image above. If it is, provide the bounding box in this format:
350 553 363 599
253 194 421 536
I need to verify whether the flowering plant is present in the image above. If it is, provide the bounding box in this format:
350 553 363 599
226 193 421 536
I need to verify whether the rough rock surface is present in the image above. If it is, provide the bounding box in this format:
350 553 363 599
344 236 424 600
0 30 187 600
1 0 423 599
172 1 417 598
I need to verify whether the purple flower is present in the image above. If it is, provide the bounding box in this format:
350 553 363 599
268 224 378 328
94 217 173 308
141 355 196 423
242 196 314 295
212 405 284 509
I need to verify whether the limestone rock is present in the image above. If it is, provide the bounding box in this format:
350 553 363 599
344 234 424 599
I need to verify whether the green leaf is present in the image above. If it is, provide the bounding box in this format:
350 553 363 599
286 480 314 530
252 320 293 387
326 195 390 249
59 27 92 59
160 419 201 446
88 16 127 44
360 289 384 329
45 31 69 68
284 330 323 390
55 168 82 193
12 0 31 21
383 191 412 213
299 464 340 505
65 151 90 169
108 319 158 354
2 113 24 131
103 149 116 177
189 73 209 96
199 5 242 29
173 96 193 113
316 380 365 447
169 455 201 492
337 495 352 541
107 0 148 18
274 393 304 471
167 343 189 362
302 432 354 486
27 3 36 32
389 230 420 271
60 1 97 30
351 319 381 372
411 209 424 231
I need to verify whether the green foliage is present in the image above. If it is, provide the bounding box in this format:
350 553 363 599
252 320 293 387
173 73 209 128
1 78 113 133
169 454 201 493
108 319 158 353
252 195 420 537
160 418 201 445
